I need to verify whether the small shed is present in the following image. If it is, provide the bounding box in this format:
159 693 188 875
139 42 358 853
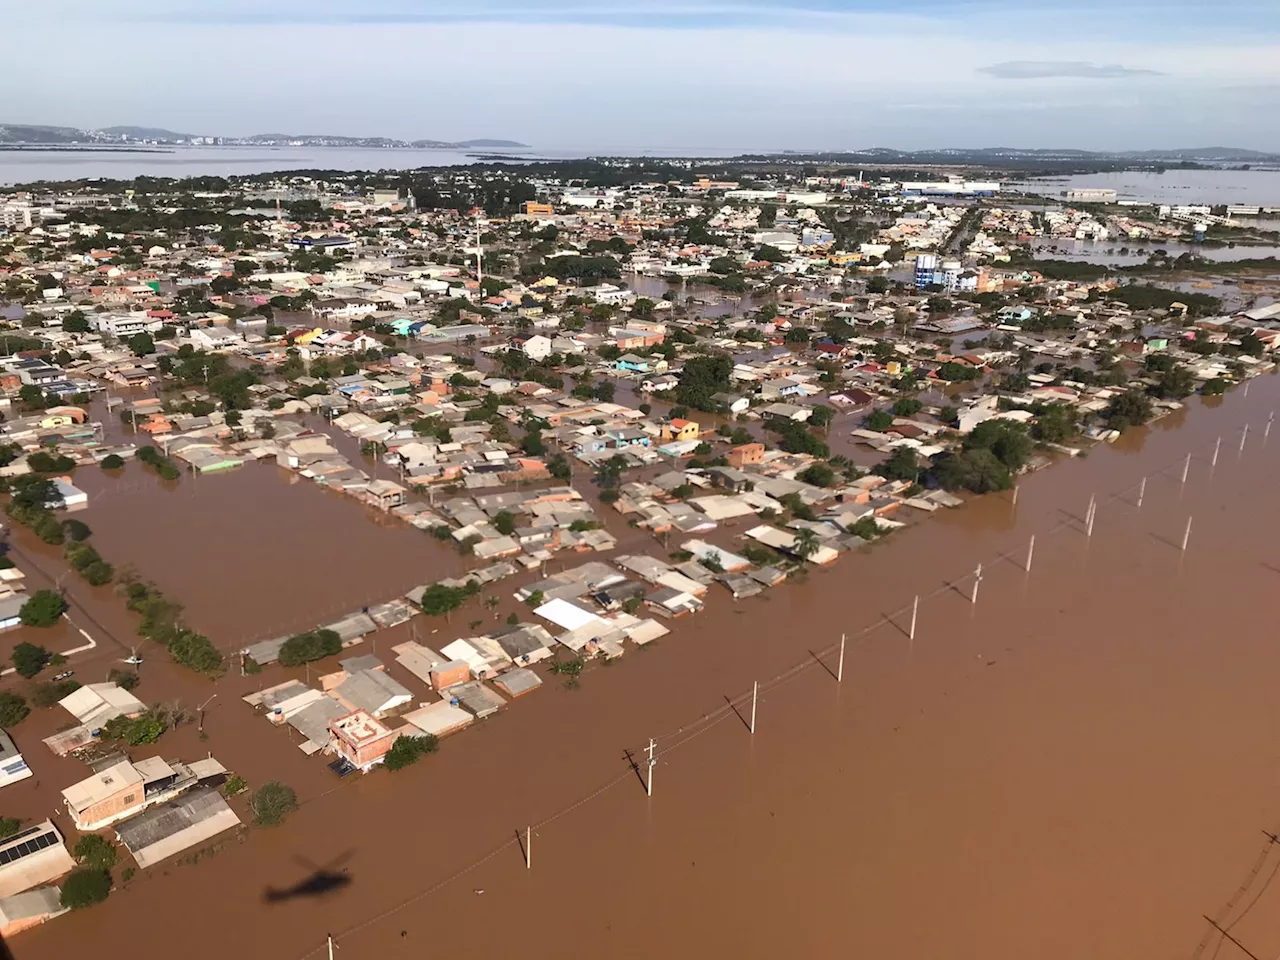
493 668 543 698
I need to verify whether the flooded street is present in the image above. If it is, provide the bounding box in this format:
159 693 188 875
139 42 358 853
8 373 1280 960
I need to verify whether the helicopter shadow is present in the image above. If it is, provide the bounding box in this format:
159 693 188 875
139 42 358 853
263 851 355 904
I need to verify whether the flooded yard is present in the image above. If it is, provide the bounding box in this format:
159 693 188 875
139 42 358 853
8 371 1280 960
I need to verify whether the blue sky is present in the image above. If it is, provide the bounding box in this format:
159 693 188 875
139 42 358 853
5 0 1280 150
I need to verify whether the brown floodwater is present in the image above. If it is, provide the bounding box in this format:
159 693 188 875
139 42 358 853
8 373 1280 960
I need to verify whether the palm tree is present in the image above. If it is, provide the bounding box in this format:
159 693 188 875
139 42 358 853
794 528 820 561
484 595 500 620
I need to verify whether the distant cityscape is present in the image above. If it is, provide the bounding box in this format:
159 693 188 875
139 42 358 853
0 124 528 150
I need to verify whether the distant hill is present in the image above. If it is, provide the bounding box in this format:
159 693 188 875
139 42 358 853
242 134 529 149
412 138 527 149
1114 147 1277 161
0 123 528 149
0 124 88 144
95 125 197 141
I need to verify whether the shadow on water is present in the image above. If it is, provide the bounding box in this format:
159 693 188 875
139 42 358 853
263 852 355 904
0 933 14 960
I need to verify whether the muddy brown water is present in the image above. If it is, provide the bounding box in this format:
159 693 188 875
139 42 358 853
6 375 1280 960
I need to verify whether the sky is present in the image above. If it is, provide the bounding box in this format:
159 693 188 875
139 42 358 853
4 0 1280 151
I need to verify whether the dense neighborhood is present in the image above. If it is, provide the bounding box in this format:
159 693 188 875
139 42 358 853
0 157 1277 937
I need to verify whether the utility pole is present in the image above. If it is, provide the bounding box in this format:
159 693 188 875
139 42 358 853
1182 516 1193 552
836 633 845 683
1266 412 1274 441
327 935 337 960
909 595 918 641
1201 917 1263 960
970 563 982 604
1086 496 1096 538
1025 535 1035 573
1181 452 1191 484
1137 476 1146 510
525 826 531 870
197 694 217 732
749 682 758 735
1212 436 1221 468
1011 484 1019 507
645 738 656 797
1239 423 1249 454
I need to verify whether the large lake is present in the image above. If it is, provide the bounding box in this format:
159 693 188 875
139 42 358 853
1012 169 1280 207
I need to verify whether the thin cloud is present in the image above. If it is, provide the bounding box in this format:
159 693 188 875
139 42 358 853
979 60 1164 79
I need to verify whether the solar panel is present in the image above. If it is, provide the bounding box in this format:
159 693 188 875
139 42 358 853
0 829 58 865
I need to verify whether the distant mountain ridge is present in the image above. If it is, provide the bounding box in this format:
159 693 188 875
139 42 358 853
776 146 1280 164
0 123 528 149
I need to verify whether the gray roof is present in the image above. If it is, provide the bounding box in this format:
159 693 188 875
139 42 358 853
492 625 553 661
494 668 542 697
0 729 19 764
339 655 384 674
288 698 348 746
0 886 64 925
448 681 505 719
116 787 231 853
334 669 411 715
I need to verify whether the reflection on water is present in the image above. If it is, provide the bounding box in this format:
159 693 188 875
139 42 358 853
1030 238 1280 266
1013 169 1280 206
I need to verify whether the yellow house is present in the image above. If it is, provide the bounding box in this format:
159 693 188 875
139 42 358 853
292 327 324 345
662 418 700 442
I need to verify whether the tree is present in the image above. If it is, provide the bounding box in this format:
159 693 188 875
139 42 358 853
1154 364 1195 400
103 711 166 746
964 420 1033 472
520 429 545 456
892 397 922 418
793 528 820 560
60 868 111 909
250 781 298 826
168 630 224 672
1032 404 1077 444
876 447 920 482
1202 377 1227 396
19 590 65 627
866 410 894 432
11 642 50 678
798 463 836 487
934 448 1012 493
278 629 342 666
675 354 733 411
383 733 439 771
63 518 92 542
100 454 125 470
1105 388 1154 432
62 313 90 334
0 693 29 727
127 332 155 357
0 817 21 840
809 405 833 428
493 510 517 536
73 834 118 872
419 583 473 618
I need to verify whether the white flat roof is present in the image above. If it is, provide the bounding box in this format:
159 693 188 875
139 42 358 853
533 597 607 632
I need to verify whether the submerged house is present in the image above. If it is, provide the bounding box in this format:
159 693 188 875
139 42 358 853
115 787 241 869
